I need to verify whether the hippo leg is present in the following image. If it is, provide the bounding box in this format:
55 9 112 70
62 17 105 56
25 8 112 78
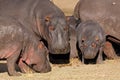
69 30 78 58
82 57 84 64
7 51 21 76
18 58 35 73
96 47 103 64
103 41 118 59
80 48 85 64
81 54 85 64
70 37 78 58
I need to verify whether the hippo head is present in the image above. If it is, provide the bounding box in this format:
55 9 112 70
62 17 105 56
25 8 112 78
42 16 70 54
24 41 51 73
77 21 105 59
78 36 103 59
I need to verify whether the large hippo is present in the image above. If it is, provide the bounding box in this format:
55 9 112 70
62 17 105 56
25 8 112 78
0 0 70 54
0 16 51 76
76 20 106 64
74 0 119 59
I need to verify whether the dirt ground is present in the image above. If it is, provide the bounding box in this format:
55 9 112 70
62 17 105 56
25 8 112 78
0 58 120 80
51 0 79 16
1 0 120 80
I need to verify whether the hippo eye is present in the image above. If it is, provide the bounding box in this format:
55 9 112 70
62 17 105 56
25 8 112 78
82 40 84 43
49 26 55 31
81 38 85 43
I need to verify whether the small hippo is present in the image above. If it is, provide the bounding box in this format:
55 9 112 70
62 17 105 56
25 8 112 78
76 20 106 64
0 16 51 76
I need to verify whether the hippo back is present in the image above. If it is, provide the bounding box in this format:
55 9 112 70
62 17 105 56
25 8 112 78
74 0 120 40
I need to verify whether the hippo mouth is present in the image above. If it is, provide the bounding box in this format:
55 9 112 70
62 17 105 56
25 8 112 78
49 45 70 54
83 50 99 59
32 63 51 73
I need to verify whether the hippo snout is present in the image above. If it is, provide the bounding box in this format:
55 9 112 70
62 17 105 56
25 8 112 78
39 65 51 73
50 44 70 54
43 61 51 73
33 63 51 73
83 48 99 59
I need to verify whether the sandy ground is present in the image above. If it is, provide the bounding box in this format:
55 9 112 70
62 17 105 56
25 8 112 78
1 0 120 80
51 0 79 16
0 58 120 80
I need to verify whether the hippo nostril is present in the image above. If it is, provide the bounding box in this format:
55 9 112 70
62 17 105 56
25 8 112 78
53 45 70 54
56 49 59 52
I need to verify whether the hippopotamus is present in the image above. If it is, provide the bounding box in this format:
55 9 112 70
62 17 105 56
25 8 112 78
76 20 106 64
0 16 51 76
0 0 70 55
74 0 118 59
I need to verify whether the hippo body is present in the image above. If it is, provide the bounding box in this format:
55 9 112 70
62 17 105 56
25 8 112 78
0 16 51 76
74 0 119 59
0 0 70 54
76 20 105 64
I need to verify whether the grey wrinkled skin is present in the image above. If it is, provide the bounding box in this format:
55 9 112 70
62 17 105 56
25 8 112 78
74 0 119 59
76 20 106 64
66 16 81 58
0 16 51 76
0 0 70 54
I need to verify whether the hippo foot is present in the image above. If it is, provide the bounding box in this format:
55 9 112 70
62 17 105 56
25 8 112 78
9 72 21 76
81 62 85 65
96 60 103 64
103 41 118 59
